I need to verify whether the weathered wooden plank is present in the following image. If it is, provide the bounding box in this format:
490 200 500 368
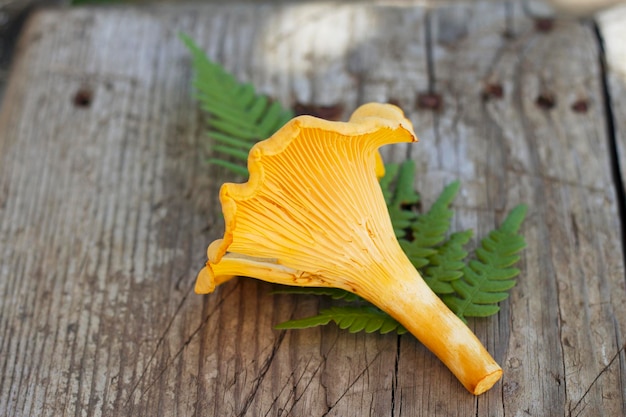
598 6 626 189
419 5 626 416
0 3 624 417
0 8 214 417
596 6 626 416
324 1 626 414
374 2 626 416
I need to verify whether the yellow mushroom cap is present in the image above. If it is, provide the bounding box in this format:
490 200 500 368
197 102 417 293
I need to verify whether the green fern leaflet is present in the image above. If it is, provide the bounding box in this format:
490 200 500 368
275 306 408 335
381 161 420 239
181 34 294 177
423 229 473 295
441 205 528 321
400 180 460 269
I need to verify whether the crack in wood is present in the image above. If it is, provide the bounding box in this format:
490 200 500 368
275 355 327 417
593 21 626 282
568 343 626 417
122 278 196 407
390 335 400 417
319 351 382 417
129 255 208 402
124 281 241 407
236 330 287 417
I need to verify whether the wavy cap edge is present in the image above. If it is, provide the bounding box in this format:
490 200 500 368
206 102 417 266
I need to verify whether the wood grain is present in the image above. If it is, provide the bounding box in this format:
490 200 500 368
0 3 624 416
599 5 626 192
418 5 626 417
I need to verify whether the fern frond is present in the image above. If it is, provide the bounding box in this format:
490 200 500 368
208 130 258 149
422 229 473 294
181 34 294 176
382 160 420 239
211 145 250 161
400 181 460 269
274 313 333 330
380 163 400 206
275 306 407 335
206 159 249 177
441 205 528 321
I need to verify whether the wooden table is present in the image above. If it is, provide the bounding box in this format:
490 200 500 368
1 2 625 416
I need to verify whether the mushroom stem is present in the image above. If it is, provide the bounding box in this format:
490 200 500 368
198 247 503 394
361 256 503 395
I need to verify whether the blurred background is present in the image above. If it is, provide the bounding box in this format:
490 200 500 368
1 0 625 99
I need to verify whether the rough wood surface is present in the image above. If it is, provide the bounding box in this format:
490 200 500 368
599 5 626 194
1 3 625 416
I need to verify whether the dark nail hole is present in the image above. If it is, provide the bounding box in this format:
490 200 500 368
534 18 554 32
502 30 516 40
73 88 93 108
571 99 589 113
387 98 401 107
535 92 556 109
293 103 344 120
416 92 443 112
482 83 504 101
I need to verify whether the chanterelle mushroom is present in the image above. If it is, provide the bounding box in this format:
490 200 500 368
196 102 503 395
